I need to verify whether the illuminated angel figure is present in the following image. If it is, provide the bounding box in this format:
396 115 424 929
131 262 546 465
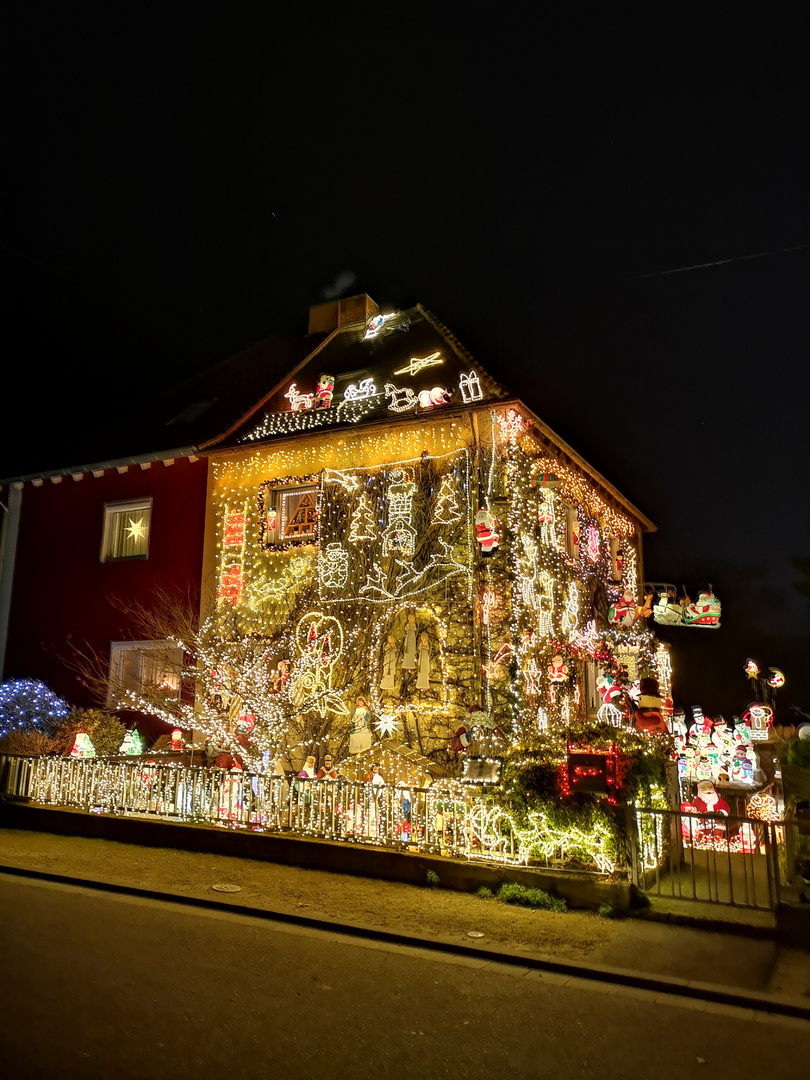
518 535 539 608
561 581 579 636
536 571 555 638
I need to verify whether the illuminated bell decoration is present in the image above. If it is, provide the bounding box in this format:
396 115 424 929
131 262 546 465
70 732 95 759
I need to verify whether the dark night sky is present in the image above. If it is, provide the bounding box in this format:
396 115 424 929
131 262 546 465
2 6 808 714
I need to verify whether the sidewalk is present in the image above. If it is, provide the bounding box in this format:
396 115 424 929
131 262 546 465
2 821 809 1016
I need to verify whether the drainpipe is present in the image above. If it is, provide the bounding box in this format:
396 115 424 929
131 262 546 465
0 484 22 680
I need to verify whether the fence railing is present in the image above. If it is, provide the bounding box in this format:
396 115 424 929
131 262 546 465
0 755 798 910
0 756 554 868
630 805 795 910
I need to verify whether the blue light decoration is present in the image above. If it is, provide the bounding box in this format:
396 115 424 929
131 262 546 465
0 679 70 737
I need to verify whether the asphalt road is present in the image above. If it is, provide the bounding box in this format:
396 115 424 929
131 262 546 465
1 876 808 1080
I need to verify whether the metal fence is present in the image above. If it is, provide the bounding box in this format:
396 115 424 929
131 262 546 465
0 755 797 910
0 756 535 866
629 805 796 910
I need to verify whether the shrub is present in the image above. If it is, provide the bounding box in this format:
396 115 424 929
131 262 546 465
786 740 810 769
597 901 618 919
47 709 126 757
496 882 567 913
476 886 494 899
425 869 440 886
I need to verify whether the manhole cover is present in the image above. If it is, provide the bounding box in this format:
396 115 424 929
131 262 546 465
467 931 485 939
211 883 242 893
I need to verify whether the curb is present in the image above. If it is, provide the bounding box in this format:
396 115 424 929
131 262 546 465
3 863 809 1023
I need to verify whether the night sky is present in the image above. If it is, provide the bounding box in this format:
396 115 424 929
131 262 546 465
2 7 808 716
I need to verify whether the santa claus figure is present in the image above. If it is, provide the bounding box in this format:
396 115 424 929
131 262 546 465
316 372 335 408
548 654 569 683
693 779 730 839
474 508 499 554
450 725 471 754
632 677 668 736
609 588 637 628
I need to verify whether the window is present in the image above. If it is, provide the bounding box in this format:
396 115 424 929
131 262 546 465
107 640 183 708
101 499 152 561
258 480 319 549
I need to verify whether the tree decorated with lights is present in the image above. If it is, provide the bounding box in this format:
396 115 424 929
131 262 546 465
0 679 70 738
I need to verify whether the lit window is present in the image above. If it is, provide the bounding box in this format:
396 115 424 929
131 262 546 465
101 499 152 561
259 481 319 549
107 640 182 707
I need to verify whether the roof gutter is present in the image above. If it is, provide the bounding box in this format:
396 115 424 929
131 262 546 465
0 447 200 488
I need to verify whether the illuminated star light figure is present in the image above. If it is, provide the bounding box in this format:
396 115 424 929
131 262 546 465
126 517 147 542
375 712 401 739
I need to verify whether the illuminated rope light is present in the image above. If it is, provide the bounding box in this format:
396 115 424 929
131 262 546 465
393 351 444 377
458 370 483 403
384 383 418 412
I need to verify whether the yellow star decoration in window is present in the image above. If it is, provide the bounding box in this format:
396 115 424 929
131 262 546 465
125 517 147 542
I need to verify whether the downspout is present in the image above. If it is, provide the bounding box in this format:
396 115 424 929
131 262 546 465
0 484 23 679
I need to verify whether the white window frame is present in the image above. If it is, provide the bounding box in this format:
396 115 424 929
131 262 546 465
107 639 183 708
101 498 153 562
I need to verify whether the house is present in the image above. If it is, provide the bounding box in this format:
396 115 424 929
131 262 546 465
0 294 664 767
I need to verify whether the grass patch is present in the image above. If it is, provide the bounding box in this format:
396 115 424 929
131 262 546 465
496 882 567 913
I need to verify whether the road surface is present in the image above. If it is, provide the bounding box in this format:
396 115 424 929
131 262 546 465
1 875 807 1079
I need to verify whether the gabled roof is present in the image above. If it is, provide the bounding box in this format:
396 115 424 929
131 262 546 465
213 302 509 448
0 295 654 531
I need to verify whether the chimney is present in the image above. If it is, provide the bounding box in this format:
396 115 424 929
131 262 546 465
308 293 379 335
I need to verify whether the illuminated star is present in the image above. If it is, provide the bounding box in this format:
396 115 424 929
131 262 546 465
375 713 401 739
126 517 147 542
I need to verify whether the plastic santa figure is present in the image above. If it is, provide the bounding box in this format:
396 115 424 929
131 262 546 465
609 588 637 628
632 677 668 736
316 372 335 408
547 654 569 683
693 779 731 840
474 508 499 554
